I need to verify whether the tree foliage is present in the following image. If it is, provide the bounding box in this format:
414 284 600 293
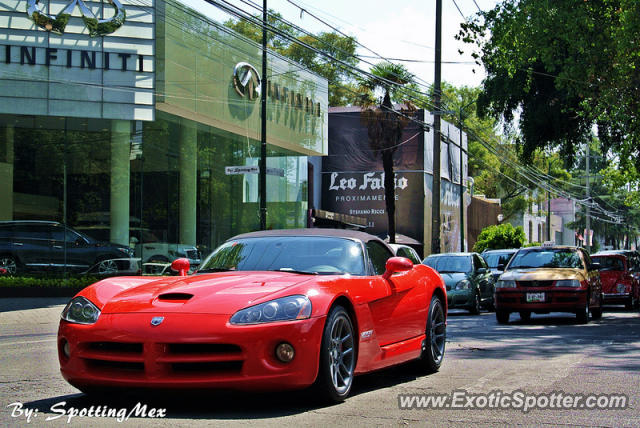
224 12 360 106
458 0 640 176
473 223 526 253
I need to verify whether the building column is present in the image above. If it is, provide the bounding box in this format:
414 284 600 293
0 125 14 220
179 119 197 246
110 120 130 246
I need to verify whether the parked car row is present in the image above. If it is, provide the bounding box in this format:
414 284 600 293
0 220 202 277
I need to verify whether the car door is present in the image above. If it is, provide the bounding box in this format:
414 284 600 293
366 241 428 346
50 224 92 272
581 250 602 306
472 253 493 302
11 223 54 271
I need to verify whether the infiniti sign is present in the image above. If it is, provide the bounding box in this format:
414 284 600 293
27 0 126 37
233 62 261 100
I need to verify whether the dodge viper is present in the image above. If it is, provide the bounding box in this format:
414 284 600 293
58 229 446 402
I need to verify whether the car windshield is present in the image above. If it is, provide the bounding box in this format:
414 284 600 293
198 236 366 275
508 248 583 269
592 256 624 271
483 252 515 269
424 255 471 273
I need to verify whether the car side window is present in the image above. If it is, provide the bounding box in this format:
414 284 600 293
473 254 484 271
366 241 393 276
398 247 420 265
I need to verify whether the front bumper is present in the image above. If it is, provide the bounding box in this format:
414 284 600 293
602 292 630 304
58 313 325 391
495 288 587 312
446 289 474 309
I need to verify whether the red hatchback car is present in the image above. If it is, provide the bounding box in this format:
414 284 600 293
494 245 602 324
591 253 639 309
57 229 446 402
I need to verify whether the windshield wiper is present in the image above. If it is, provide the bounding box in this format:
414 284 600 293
197 267 235 273
271 268 318 275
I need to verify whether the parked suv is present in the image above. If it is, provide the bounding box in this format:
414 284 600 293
0 221 135 275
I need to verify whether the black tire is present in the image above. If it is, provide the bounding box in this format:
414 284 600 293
0 255 18 275
625 296 633 311
519 311 531 322
419 295 446 373
496 310 510 324
576 295 590 324
314 306 356 403
469 290 481 315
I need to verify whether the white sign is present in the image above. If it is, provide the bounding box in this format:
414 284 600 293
225 166 285 177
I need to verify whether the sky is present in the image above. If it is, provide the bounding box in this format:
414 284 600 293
185 0 503 91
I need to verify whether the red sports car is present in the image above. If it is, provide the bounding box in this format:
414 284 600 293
57 229 446 402
591 253 639 309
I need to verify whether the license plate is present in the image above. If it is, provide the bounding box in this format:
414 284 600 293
526 292 545 302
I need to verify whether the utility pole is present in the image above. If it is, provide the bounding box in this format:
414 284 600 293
459 109 465 252
431 0 442 254
585 144 591 252
547 160 551 242
259 0 267 230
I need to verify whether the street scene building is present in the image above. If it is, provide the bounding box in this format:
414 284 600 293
0 0 327 271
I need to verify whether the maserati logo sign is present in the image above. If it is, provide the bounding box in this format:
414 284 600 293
150 316 164 326
27 0 126 37
233 62 261 100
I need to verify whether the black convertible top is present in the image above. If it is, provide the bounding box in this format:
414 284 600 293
229 228 391 250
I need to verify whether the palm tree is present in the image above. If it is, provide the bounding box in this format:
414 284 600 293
357 62 416 244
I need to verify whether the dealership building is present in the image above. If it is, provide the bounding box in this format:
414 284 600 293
0 0 327 265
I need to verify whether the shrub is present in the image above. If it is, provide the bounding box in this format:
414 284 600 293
473 224 526 253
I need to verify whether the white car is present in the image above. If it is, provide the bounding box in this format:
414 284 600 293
388 243 422 265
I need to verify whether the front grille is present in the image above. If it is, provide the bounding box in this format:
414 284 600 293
86 359 145 372
78 341 244 379
171 361 243 374
517 280 554 288
167 343 241 354
88 342 143 354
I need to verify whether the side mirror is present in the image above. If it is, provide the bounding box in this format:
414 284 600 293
171 258 191 276
590 262 601 271
382 257 413 280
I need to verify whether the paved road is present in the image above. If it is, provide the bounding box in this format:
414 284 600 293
1 298 639 427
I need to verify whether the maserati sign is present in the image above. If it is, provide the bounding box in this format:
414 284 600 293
26 0 126 37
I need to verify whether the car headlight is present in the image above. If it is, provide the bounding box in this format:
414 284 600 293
495 280 516 288
61 296 101 325
230 295 312 325
117 247 134 257
455 280 471 290
554 279 581 288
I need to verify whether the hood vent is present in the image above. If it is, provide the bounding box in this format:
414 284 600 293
158 293 194 302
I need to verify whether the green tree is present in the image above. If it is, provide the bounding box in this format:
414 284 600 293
473 223 526 253
457 0 640 177
357 62 416 244
224 13 359 106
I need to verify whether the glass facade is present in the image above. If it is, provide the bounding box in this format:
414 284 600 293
0 0 326 277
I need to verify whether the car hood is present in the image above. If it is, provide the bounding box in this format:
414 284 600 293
439 272 468 290
500 268 585 281
99 271 314 315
